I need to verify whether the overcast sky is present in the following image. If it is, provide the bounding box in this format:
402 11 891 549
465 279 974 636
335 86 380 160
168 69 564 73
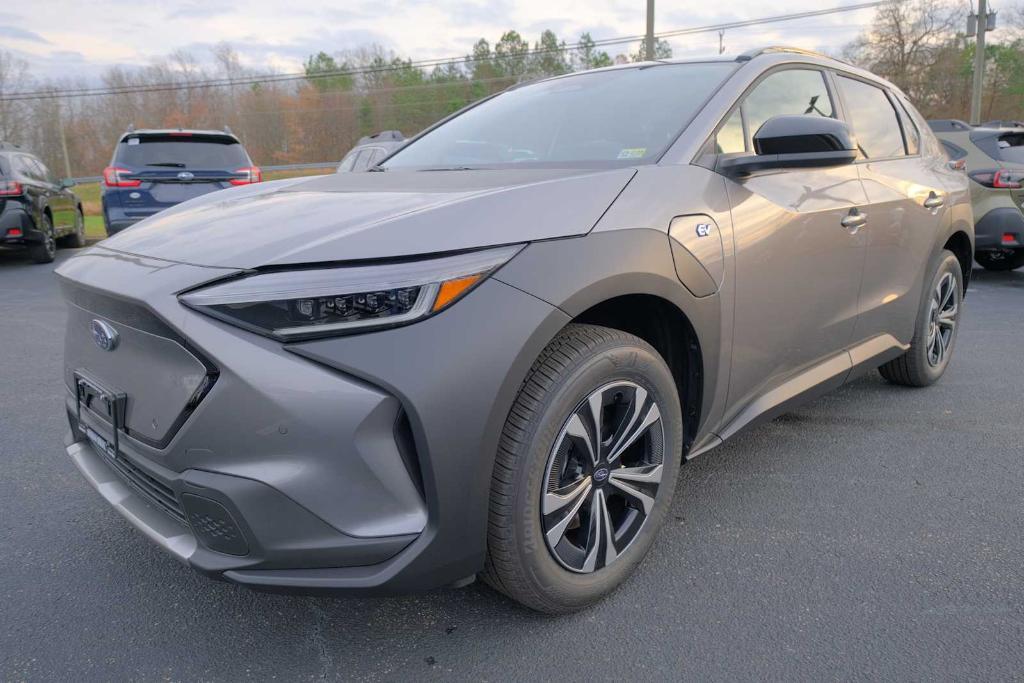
3 1 877 83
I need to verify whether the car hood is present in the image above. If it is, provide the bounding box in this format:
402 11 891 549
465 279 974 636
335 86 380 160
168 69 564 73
100 168 637 269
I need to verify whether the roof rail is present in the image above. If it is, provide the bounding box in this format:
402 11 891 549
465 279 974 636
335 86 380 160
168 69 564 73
736 46 841 63
0 141 22 150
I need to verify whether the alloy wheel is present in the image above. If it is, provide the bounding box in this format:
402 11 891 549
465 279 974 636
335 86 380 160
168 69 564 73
541 381 665 573
926 271 958 367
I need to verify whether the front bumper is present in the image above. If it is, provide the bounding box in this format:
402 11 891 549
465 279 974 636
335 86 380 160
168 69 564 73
58 248 568 593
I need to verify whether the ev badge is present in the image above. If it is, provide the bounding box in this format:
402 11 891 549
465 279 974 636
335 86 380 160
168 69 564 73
695 223 712 238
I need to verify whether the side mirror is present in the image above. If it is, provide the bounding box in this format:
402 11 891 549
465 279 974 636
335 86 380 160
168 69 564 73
60 178 76 188
718 115 858 176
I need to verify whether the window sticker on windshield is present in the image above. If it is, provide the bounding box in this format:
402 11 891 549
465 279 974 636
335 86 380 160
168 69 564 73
617 148 646 159
127 138 140 145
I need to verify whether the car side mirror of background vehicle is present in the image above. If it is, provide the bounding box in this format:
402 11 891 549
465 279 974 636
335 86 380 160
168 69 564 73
718 115 858 177
60 178 76 188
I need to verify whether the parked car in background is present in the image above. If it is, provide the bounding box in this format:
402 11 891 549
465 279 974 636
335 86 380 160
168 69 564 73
0 142 84 264
337 130 406 172
102 128 261 235
59 48 972 614
981 120 1024 129
931 119 1024 271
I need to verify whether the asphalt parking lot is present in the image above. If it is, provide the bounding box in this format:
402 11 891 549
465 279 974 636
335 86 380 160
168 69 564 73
1 248 1022 681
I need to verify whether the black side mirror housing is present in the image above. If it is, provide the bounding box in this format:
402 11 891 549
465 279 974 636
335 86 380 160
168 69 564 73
718 115 858 176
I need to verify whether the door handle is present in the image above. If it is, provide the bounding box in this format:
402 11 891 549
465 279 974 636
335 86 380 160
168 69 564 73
841 208 867 231
924 192 945 210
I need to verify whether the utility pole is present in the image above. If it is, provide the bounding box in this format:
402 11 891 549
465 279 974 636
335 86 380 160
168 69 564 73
645 0 655 60
57 98 72 180
969 0 988 125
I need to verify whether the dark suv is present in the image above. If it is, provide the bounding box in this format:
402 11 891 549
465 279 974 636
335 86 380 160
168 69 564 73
102 128 261 235
0 143 84 264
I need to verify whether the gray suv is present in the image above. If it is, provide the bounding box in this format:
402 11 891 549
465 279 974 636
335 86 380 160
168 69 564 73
57 47 973 614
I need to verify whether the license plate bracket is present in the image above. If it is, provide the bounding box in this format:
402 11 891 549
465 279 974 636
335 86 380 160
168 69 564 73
74 371 127 458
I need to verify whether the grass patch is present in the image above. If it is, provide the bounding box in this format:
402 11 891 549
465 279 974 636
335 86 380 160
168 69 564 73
84 215 105 240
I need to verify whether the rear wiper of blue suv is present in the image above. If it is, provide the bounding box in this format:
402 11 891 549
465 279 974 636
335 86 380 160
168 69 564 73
146 162 187 168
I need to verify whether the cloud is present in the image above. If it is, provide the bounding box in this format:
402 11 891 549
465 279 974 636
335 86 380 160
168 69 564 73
0 25 50 44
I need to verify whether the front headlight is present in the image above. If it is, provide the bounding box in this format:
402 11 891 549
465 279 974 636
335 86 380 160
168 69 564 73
180 244 523 340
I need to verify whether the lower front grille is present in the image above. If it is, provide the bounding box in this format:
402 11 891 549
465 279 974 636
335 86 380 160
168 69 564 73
105 452 187 525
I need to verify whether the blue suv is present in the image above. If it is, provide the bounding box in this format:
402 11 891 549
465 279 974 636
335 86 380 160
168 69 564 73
102 128 261 235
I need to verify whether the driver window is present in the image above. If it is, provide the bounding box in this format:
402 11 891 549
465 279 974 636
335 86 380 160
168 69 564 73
742 69 834 149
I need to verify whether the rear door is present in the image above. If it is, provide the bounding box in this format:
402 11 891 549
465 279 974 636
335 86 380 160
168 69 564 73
834 74 950 345
716 67 870 421
32 158 74 230
111 133 253 220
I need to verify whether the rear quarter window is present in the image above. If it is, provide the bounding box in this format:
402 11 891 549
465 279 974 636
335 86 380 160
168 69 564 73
115 135 250 169
996 133 1024 164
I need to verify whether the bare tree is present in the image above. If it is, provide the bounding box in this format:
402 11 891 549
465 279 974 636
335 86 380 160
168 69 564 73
843 0 960 101
0 51 32 143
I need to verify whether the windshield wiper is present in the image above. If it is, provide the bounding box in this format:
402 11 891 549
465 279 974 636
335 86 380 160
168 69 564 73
417 166 483 172
367 165 387 172
145 162 187 168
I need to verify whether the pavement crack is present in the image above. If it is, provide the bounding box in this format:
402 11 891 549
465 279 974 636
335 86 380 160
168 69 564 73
309 600 334 679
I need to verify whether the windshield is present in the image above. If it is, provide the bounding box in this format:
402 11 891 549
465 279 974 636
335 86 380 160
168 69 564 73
115 135 250 169
382 62 736 170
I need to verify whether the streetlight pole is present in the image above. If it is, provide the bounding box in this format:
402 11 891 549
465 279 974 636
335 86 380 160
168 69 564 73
970 0 988 125
646 0 655 60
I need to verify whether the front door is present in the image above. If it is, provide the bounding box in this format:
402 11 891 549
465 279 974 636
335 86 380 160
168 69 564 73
711 67 869 422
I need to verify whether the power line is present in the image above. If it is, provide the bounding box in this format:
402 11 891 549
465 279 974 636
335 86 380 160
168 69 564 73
1 2 885 102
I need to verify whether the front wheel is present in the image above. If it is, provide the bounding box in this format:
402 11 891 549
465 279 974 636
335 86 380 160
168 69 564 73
879 250 963 387
482 324 683 614
975 249 1024 271
59 208 86 249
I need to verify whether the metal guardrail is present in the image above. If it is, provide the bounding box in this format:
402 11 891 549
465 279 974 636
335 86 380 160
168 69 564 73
70 161 337 185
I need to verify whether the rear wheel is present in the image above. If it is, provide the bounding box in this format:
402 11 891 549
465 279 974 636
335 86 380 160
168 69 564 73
482 324 683 614
58 208 86 248
879 250 963 387
28 214 57 264
975 249 1024 271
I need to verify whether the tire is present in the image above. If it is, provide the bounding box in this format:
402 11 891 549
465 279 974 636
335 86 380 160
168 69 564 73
879 250 963 387
975 249 1024 271
58 208 86 249
482 323 683 614
28 214 57 264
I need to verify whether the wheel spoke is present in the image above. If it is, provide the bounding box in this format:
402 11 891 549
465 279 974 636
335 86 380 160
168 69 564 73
608 464 662 515
580 490 604 573
607 397 660 464
543 477 592 547
939 274 955 310
564 413 598 467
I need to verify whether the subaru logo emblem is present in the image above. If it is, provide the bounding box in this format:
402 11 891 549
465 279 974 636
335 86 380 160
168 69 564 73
593 467 610 483
90 319 119 352
177 171 195 181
